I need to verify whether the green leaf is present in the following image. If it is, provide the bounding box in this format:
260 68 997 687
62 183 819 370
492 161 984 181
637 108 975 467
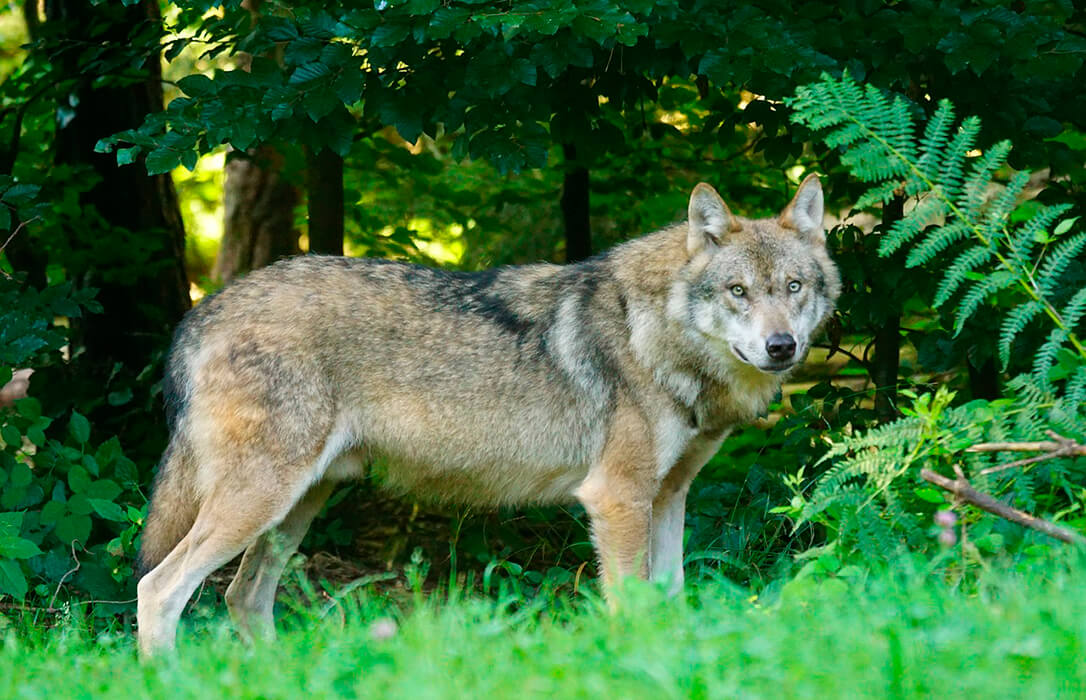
88 499 126 522
94 437 122 468
914 488 945 504
25 425 45 447
1 424 19 447
68 466 91 494
263 17 300 42
67 494 93 516
429 8 471 39
39 500 65 526
114 457 139 487
14 398 41 420
54 514 91 546
0 536 41 560
510 59 536 87
10 463 31 488
69 411 90 445
0 559 27 600
289 61 332 85
145 149 181 176
116 147 140 166
0 512 22 537
177 74 215 98
85 479 121 501
1053 216 1078 237
106 388 133 407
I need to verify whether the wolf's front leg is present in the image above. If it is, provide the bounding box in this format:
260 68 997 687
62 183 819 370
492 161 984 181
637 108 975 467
649 487 688 596
650 434 728 596
577 478 653 594
575 404 657 602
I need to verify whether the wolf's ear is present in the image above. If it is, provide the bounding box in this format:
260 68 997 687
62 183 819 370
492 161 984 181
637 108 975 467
779 174 825 242
688 183 740 256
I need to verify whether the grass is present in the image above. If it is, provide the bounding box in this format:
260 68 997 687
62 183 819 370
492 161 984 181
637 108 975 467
2 559 1085 698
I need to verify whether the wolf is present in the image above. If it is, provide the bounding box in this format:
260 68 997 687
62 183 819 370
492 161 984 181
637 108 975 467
136 174 839 654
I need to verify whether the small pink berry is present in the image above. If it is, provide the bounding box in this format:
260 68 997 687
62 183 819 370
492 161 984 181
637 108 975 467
934 510 958 528
938 529 957 547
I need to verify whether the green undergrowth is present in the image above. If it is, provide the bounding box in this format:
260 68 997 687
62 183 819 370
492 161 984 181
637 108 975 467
2 556 1086 698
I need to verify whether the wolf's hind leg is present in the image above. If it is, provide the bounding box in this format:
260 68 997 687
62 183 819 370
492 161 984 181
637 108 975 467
225 479 335 641
137 476 310 656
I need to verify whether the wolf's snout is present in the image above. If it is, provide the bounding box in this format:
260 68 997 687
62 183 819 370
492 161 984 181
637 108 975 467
765 333 797 361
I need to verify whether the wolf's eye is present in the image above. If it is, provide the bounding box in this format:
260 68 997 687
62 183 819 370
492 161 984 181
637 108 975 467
788 280 802 293
730 285 746 298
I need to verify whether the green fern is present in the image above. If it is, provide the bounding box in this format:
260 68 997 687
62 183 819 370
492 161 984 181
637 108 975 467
998 300 1044 368
1037 231 1086 297
788 72 1086 369
786 74 1086 561
933 245 995 307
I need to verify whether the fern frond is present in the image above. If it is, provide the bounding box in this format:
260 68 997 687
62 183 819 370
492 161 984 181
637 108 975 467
938 116 981 201
905 220 971 268
878 196 945 256
957 141 1013 220
841 141 910 182
910 99 955 193
998 300 1044 368
977 171 1030 248
933 245 995 307
1008 203 1072 270
1033 327 1070 388
854 181 903 210
954 271 1014 335
1062 366 1086 415
819 420 924 462
1061 287 1086 330
885 95 918 165
1037 230 1086 296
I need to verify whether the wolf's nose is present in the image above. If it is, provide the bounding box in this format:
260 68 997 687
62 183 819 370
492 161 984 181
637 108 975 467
766 333 796 361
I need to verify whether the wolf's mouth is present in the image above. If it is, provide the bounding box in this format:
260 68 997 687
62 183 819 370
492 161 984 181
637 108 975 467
731 344 796 374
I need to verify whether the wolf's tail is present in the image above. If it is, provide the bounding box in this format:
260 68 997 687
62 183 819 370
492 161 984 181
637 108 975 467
137 440 199 578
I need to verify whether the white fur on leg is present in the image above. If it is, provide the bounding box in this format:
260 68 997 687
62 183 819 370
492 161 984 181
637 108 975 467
649 489 688 597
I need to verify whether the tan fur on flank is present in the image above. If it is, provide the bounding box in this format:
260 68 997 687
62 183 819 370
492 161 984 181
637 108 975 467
136 176 840 654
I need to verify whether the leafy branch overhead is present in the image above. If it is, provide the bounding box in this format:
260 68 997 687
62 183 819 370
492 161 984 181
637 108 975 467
787 74 1086 393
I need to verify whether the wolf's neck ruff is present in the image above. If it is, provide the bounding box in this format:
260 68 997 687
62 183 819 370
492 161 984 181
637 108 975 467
136 175 839 655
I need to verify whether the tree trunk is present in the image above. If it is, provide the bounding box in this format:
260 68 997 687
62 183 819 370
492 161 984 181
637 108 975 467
561 143 591 263
212 0 299 284
213 148 300 285
871 195 904 421
305 147 344 256
46 0 189 366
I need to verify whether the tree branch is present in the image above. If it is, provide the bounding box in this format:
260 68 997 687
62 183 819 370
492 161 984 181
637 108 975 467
969 430 1086 476
920 468 1085 546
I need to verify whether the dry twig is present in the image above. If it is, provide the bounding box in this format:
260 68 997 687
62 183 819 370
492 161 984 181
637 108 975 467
920 469 1085 546
969 430 1086 476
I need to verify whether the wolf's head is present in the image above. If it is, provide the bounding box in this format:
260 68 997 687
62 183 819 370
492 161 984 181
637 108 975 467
676 175 841 375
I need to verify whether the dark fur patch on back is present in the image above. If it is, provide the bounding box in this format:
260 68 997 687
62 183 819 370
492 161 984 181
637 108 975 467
401 265 536 336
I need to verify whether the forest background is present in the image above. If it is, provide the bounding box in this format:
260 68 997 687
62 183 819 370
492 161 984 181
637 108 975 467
1 0 1085 639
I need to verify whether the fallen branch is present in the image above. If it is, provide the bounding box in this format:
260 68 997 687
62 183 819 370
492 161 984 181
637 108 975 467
920 468 1085 546
968 431 1086 476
